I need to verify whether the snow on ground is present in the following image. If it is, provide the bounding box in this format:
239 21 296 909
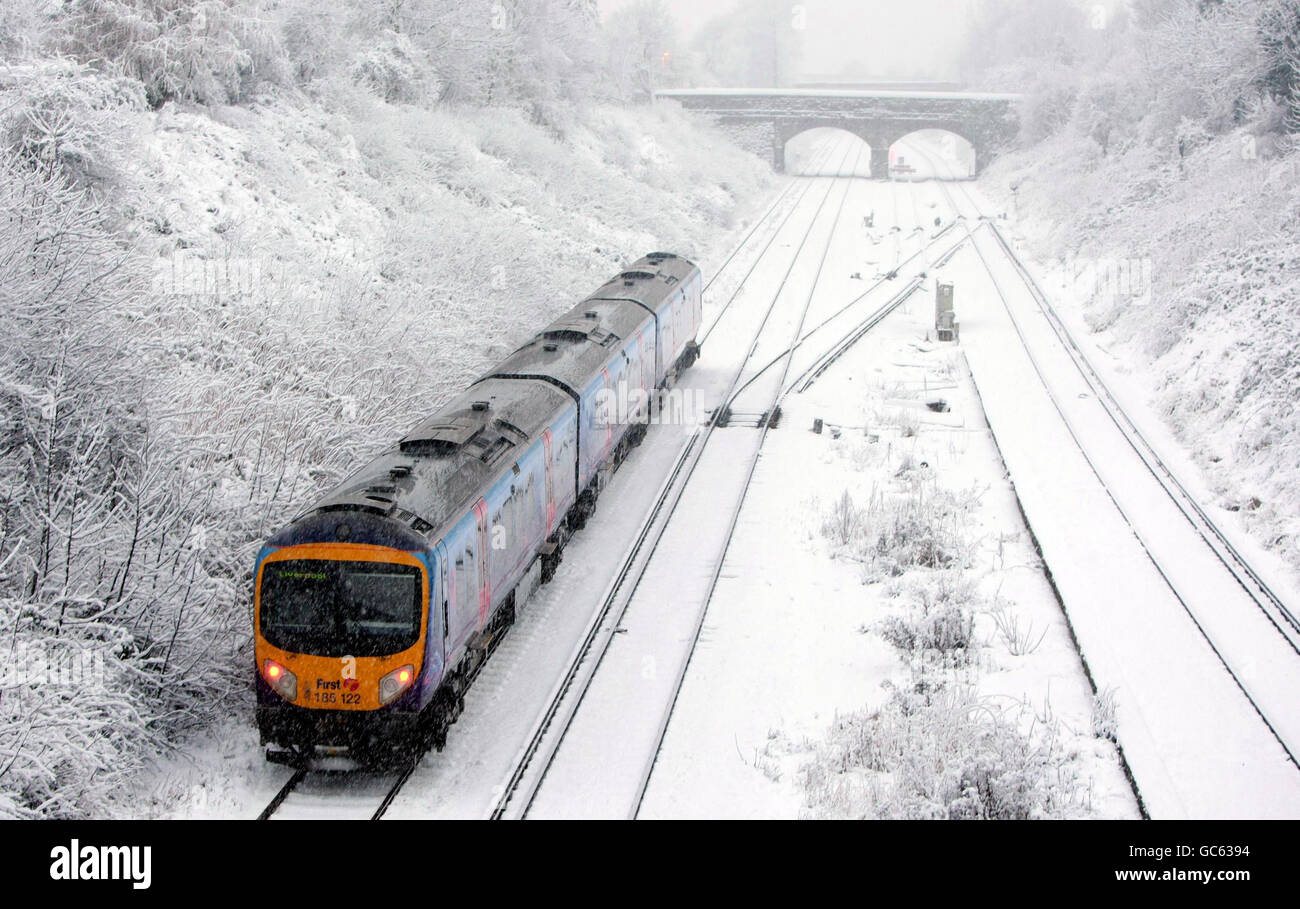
657 88 1022 101
639 178 1134 818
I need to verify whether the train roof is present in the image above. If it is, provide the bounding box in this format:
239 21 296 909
584 252 700 310
278 377 571 544
484 297 649 393
484 255 699 392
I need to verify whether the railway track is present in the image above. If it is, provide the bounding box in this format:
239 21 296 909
257 763 418 821
781 229 970 398
623 163 986 814
699 139 846 347
489 139 868 819
625 142 888 815
723 220 968 408
972 226 1300 780
982 222 1300 651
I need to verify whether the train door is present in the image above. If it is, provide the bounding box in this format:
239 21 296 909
660 301 675 376
472 498 490 630
674 289 686 358
451 530 472 652
691 273 702 330
433 541 449 664
542 429 555 533
635 331 649 420
600 366 614 456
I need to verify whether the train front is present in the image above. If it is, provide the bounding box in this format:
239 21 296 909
253 510 438 767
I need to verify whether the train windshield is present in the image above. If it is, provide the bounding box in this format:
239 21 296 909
259 559 423 657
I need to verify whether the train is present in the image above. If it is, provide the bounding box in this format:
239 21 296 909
253 253 703 766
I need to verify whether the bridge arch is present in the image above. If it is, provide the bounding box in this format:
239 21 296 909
781 126 874 177
889 128 977 180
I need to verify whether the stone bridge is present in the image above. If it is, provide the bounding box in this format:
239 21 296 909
654 88 1021 175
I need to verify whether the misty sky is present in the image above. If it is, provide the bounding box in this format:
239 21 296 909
595 0 981 82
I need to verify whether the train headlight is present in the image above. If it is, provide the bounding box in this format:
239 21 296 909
379 665 415 705
263 659 298 702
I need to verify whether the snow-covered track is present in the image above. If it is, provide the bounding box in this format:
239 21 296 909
701 139 840 298
626 143 872 816
256 761 418 821
984 220 1300 651
897 136 1300 811
491 142 868 819
968 222 1300 768
780 227 970 397
959 211 1300 813
717 221 968 413
698 140 843 348
928 140 1300 657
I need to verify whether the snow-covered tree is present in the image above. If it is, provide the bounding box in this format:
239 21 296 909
959 0 1088 82
691 0 803 88
602 0 682 101
55 0 284 107
1256 0 1300 130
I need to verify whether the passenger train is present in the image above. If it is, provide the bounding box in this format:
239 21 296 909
254 254 703 765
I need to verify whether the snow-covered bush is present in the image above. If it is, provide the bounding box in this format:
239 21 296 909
0 0 54 60
275 1 347 86
1016 66 1080 145
0 58 145 185
348 31 431 105
1091 687 1120 743
864 480 969 576
1254 0 1300 130
56 0 285 107
821 490 866 547
990 602 1048 656
800 685 1085 819
878 574 978 667
0 605 157 818
0 156 171 817
819 469 973 578
1139 0 1264 137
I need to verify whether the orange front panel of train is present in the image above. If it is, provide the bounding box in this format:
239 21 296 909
254 542 427 711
